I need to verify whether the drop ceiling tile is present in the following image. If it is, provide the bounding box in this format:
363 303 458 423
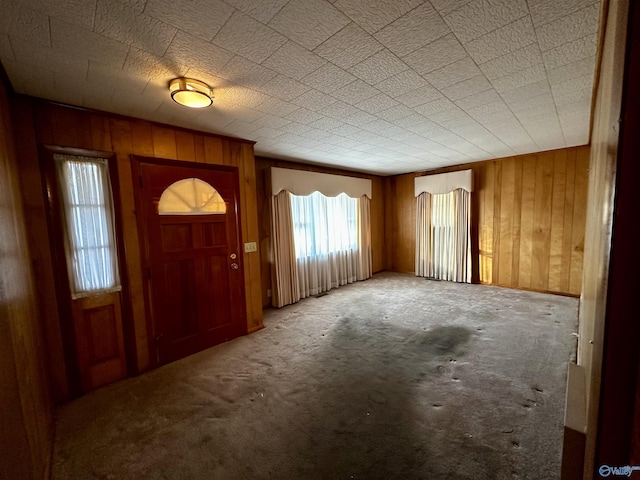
285 108 326 125
551 73 593 106
542 33 598 70
395 84 443 108
444 0 529 43
508 92 556 116
213 104 263 123
413 97 456 116
318 100 360 118
123 47 187 82
251 112 291 128
20 0 97 30
464 17 536 64
430 0 473 17
2 4 51 48
50 18 130 68
261 41 327 81
216 55 277 88
213 11 287 63
291 89 338 111
373 2 450 57
87 60 149 95
375 69 430 97
253 126 285 139
490 64 547 93
425 57 482 89
314 23 383 69
375 104 414 121
95 0 176 57
225 119 263 137
393 113 432 129
268 0 350 50
331 79 380 104
455 88 502 110
254 95 300 116
223 0 289 23
478 43 543 80
275 132 306 145
308 116 347 131
349 49 408 85
401 34 467 76
144 0 233 41
301 63 357 94
536 4 599 51
499 79 551 103
528 0 598 27
342 110 378 126
0 34 14 62
257 74 311 101
164 31 234 77
214 86 268 109
547 55 596 85
466 99 513 123
333 0 423 34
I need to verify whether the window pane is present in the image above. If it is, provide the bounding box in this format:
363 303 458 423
55 154 120 295
290 191 357 258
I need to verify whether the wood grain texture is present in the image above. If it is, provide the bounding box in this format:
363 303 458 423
13 97 261 382
387 146 589 296
1 81 53 480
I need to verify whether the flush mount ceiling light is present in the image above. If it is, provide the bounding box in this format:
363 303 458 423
169 78 213 108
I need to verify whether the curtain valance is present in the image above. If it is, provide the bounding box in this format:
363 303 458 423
271 167 372 199
414 169 473 196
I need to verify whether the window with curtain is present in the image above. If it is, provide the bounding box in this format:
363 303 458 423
415 170 472 284
270 168 372 307
54 154 121 297
291 191 357 259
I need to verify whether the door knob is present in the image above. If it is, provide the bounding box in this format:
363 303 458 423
230 263 239 269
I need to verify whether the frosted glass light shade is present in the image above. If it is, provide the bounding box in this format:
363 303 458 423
169 78 213 108
158 178 226 215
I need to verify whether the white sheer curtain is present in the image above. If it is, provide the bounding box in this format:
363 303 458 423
291 192 358 298
54 154 120 297
270 190 300 308
270 190 372 307
415 188 471 283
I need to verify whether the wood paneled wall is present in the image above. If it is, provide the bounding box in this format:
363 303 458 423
255 157 386 307
385 146 590 296
13 98 263 400
577 1 630 477
0 79 53 479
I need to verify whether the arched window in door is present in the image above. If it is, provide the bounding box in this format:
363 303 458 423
158 178 226 215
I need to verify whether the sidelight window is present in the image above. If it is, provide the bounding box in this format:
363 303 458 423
54 154 120 297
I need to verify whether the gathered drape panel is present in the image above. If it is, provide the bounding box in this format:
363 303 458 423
415 192 432 278
415 189 471 283
270 190 300 308
271 190 372 307
291 192 358 299
453 189 471 282
357 195 372 281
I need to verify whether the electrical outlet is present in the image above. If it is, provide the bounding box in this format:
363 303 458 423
244 242 257 253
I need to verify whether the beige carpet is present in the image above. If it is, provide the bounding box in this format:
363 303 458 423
52 272 578 479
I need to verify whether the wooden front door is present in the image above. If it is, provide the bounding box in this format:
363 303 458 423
133 157 246 365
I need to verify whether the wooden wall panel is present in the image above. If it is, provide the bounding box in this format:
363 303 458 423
254 157 386 308
14 98 262 387
386 146 590 296
1 80 53 480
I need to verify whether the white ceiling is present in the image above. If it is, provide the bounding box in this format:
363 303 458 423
0 0 601 175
